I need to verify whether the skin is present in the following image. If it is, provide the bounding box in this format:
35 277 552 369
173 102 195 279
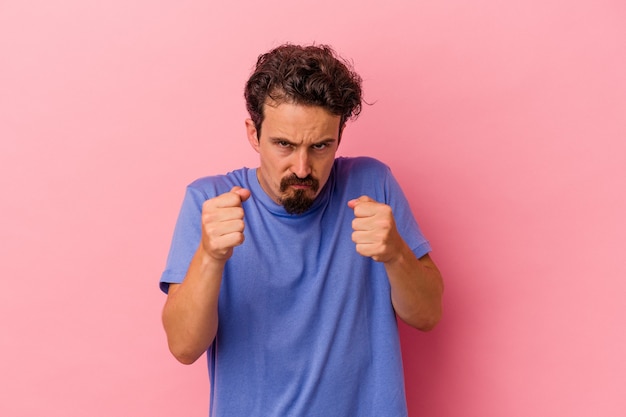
162 101 443 365
246 99 340 205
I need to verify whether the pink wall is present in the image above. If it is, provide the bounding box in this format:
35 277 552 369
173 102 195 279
1 1 624 416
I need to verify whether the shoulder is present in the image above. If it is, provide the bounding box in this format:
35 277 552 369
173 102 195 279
334 156 391 176
332 157 395 201
186 167 250 199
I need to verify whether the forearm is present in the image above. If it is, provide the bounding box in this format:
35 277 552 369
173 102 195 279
162 246 224 364
384 246 444 331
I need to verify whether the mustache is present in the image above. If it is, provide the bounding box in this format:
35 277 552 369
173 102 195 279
280 174 319 191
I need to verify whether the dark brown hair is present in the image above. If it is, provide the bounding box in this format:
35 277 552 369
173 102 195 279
244 44 363 139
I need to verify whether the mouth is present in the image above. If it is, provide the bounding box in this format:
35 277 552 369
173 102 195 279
278 183 319 215
280 174 319 193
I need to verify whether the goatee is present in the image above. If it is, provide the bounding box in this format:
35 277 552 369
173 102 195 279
279 174 320 215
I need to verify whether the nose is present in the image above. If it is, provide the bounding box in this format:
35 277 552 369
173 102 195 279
291 148 311 179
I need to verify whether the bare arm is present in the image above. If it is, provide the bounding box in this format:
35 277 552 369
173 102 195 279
162 251 225 364
384 251 443 331
348 196 444 331
162 186 251 364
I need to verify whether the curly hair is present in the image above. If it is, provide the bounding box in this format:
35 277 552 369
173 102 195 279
244 44 363 139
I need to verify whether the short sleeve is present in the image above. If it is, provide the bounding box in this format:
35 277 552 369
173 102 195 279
383 166 432 259
159 186 207 293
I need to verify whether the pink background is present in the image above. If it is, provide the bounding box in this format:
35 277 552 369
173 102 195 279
1 0 625 416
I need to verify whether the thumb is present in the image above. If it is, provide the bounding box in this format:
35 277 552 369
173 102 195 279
347 195 374 209
230 186 252 203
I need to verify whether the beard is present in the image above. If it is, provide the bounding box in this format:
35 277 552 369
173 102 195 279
279 174 320 215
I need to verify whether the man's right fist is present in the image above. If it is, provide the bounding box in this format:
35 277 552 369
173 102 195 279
200 186 251 261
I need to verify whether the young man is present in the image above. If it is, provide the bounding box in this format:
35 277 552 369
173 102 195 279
160 44 443 417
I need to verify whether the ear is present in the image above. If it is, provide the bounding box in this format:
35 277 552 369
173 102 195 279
245 119 260 153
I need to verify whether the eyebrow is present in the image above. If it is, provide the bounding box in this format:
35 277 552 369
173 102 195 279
269 137 337 146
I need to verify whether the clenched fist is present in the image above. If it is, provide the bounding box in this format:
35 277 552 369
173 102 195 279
200 186 251 262
348 195 404 263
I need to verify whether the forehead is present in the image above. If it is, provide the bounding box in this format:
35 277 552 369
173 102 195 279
261 100 341 139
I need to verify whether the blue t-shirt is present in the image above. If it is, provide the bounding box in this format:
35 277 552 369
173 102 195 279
161 157 431 417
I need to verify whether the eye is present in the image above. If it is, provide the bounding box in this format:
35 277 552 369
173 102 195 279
272 139 291 149
312 143 328 150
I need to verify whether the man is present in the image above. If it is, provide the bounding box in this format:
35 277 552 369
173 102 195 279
160 44 443 417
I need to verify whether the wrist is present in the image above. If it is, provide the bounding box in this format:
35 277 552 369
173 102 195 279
196 245 228 274
383 241 411 266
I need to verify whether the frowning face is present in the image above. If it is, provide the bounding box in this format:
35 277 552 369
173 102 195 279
246 100 341 214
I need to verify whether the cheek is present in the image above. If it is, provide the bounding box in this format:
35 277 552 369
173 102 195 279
261 153 285 176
